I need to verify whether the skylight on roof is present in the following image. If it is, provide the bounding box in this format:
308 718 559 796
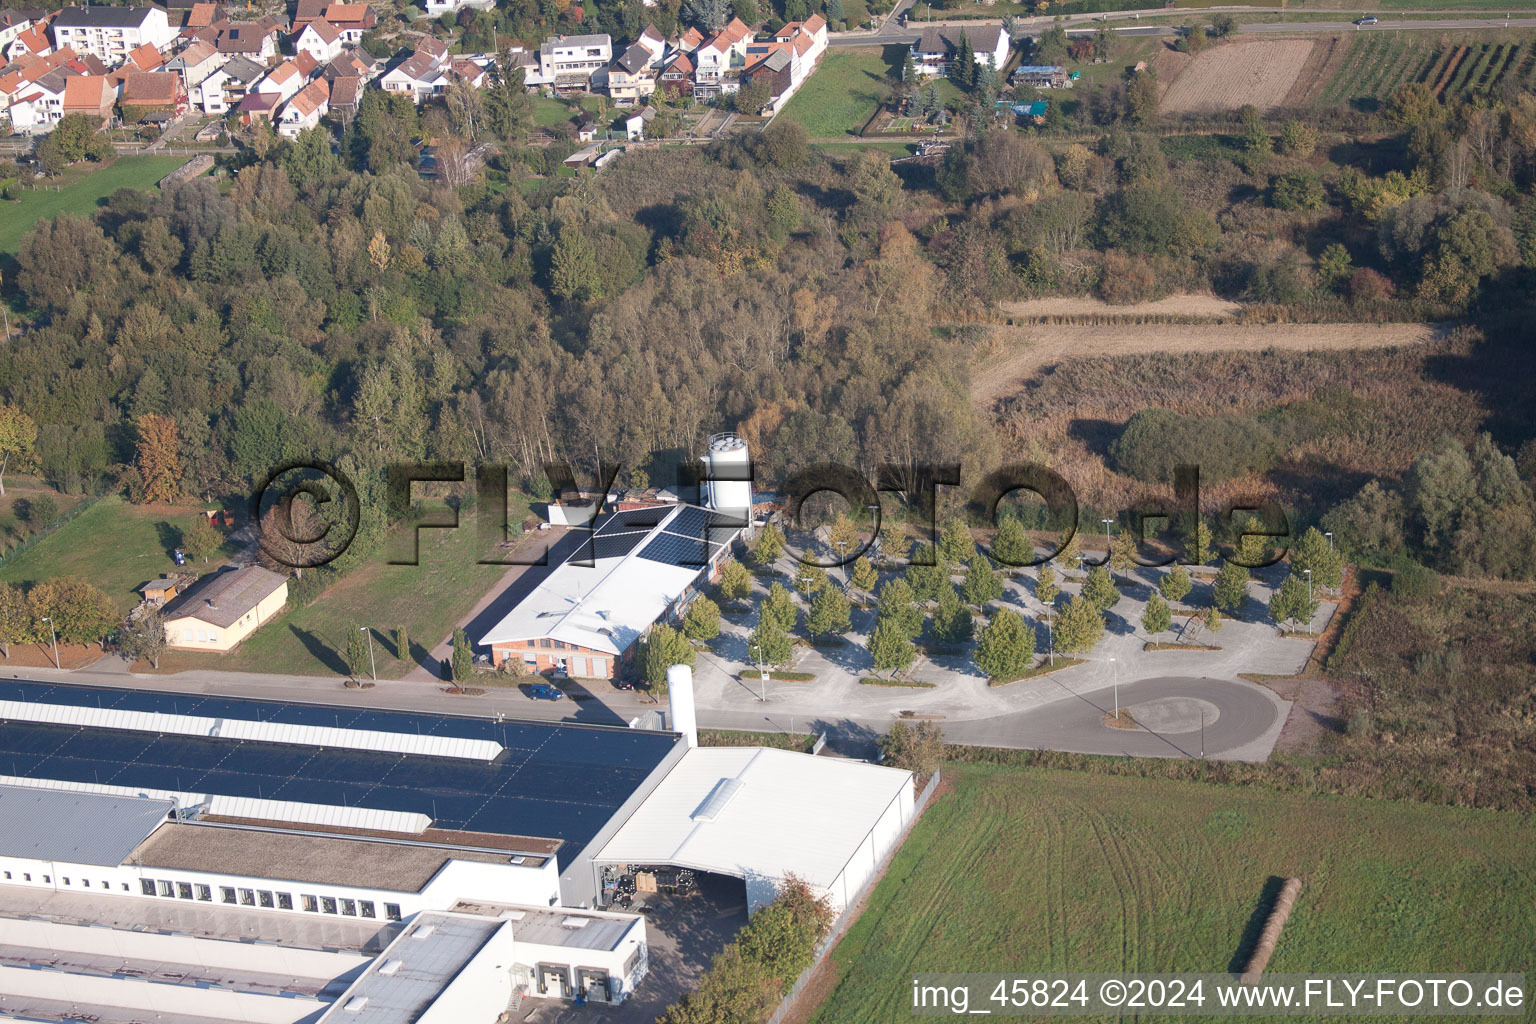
692 777 744 821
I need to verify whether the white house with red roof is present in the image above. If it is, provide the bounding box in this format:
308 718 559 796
296 19 343 63
277 76 328 136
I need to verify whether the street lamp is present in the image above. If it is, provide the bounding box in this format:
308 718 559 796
1045 607 1054 667
40 616 58 669
834 539 848 585
1101 517 1115 574
1109 654 1118 721
748 641 768 702
359 626 377 682
1324 531 1334 550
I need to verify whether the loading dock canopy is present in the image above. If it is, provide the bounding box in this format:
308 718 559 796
595 747 914 911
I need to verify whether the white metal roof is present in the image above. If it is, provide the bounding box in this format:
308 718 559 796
478 505 733 656
0 785 173 866
315 913 507 1024
595 748 913 890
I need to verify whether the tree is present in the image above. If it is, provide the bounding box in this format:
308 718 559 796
794 562 829 598
1208 12 1236 36
451 627 472 682
763 582 799 632
805 585 852 638
901 49 918 83
1268 572 1319 630
1108 532 1137 579
1053 595 1105 654
1124 70 1159 125
395 626 409 661
961 555 1004 608
1212 559 1249 611
748 616 794 667
953 30 976 88
1082 564 1120 611
1159 564 1193 604
938 517 976 563
931 585 973 644
992 515 1033 568
352 90 420 170
182 515 222 563
753 523 786 567
1035 565 1060 607
759 118 809 169
28 577 117 645
717 559 753 604
0 584 26 657
1290 526 1345 592
1055 532 1083 574
868 615 915 677
347 627 371 679
640 624 695 689
1385 81 1439 130
975 608 1035 680
1277 118 1318 158
1271 169 1325 211
1185 519 1214 566
0 406 37 497
1176 24 1208 53
1203 604 1224 634
1142 592 1172 636
879 719 944 775
850 556 878 601
683 596 722 641
875 578 923 638
118 608 167 668
828 514 862 559
879 520 911 565
904 545 951 602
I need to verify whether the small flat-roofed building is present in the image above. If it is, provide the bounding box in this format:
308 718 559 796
161 564 287 651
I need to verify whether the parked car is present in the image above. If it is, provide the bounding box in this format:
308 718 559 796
527 682 565 701
1354 15 1379 25
613 679 636 691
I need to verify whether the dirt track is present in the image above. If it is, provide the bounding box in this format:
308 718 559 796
971 321 1449 410
1000 294 1243 319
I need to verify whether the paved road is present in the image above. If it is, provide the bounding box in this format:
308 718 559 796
830 9 1536 45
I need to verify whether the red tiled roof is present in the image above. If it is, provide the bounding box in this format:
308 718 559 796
287 76 328 116
126 42 163 70
122 70 182 104
62 74 112 109
302 18 339 42
327 74 358 105
187 2 224 27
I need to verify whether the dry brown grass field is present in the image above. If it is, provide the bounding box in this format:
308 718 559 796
1158 38 1322 113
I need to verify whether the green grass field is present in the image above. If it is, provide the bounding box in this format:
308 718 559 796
0 495 220 615
0 156 187 256
781 47 901 137
153 508 521 677
808 765 1536 1022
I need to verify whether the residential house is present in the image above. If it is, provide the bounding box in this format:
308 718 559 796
574 110 596 140
291 0 327 34
657 51 691 97
321 3 374 43
277 75 326 135
0 10 48 55
452 57 487 88
635 23 665 64
295 19 342 63
738 47 790 113
184 3 228 32
605 40 655 105
379 38 450 103
0 47 78 105
120 69 186 120
123 41 163 71
137 574 196 606
692 17 752 102
326 72 359 116
62 73 115 120
424 0 494 16
6 21 51 60
1010 64 1068 88
735 14 824 113
909 24 1009 78
322 49 375 83
163 38 223 90
192 52 261 112
50 7 175 67
672 26 703 53
531 32 610 91
11 65 73 130
161 565 289 652
253 57 305 102
624 103 654 140
212 17 281 60
235 88 278 121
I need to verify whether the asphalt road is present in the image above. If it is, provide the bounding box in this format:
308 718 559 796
831 11 1536 46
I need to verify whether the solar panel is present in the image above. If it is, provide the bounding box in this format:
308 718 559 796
572 530 651 562
0 681 680 865
638 532 719 568
594 508 669 535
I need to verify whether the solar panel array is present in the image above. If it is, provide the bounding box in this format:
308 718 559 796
563 505 745 571
0 681 679 865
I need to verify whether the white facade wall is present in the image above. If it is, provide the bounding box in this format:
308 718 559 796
0 847 560 925
417 925 518 1024
52 9 173 66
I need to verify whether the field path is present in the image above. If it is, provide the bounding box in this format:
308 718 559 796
971 322 1449 411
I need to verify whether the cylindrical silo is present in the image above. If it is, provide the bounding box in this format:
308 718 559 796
701 432 753 520
667 664 698 748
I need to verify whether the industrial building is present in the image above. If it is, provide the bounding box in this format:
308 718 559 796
481 432 756 680
0 665 917 1021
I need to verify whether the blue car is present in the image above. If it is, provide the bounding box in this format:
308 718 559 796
527 683 565 701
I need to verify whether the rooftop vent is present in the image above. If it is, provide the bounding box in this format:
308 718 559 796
561 916 590 929
344 996 370 1012
378 959 403 975
411 923 436 939
499 909 527 921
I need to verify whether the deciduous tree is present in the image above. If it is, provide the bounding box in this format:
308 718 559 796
717 559 753 604
1158 564 1192 603
683 596 722 641
1142 592 1172 635
763 582 799 632
182 515 221 563
28 577 117 646
0 406 37 497
1034 565 1059 607
868 615 915 677
961 554 1004 608
1082 564 1120 611
0 584 29 657
1052 595 1105 653
752 523 786 567
975 608 1035 680
118 608 167 668
880 719 945 775
805 584 852 638
748 615 794 667
1212 559 1249 611
641 624 695 688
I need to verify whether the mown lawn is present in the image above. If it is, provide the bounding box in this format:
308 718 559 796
153 502 525 678
781 47 901 137
0 156 188 256
0 495 222 614
807 764 1536 1022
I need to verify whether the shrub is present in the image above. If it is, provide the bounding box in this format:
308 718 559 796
1109 407 1280 485
1270 169 1325 211
1392 562 1441 599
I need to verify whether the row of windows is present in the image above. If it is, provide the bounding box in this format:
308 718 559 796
5 870 127 890
138 877 402 921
